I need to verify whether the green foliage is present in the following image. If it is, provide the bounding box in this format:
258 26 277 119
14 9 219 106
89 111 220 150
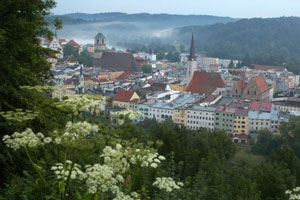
141 64 152 73
0 0 55 111
177 17 300 73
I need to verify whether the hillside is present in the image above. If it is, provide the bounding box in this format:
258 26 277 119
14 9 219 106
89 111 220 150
46 12 237 45
172 17 300 72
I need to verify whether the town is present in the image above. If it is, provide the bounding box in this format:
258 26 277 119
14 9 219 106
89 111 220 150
44 31 300 144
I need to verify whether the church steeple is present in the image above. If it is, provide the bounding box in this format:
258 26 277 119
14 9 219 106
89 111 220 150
189 32 196 61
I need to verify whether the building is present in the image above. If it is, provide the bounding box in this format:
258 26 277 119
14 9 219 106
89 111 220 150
112 89 140 110
186 105 216 130
52 85 75 100
233 108 248 135
94 32 107 52
248 109 280 134
186 33 197 84
242 76 270 101
93 52 138 72
215 105 235 135
185 71 225 96
200 57 220 65
231 80 246 98
272 97 300 116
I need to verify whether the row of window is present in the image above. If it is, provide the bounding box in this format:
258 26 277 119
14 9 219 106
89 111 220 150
187 120 214 126
187 115 213 120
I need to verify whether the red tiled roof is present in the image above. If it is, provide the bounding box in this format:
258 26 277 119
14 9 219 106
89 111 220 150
66 40 79 48
185 71 225 95
84 77 109 83
116 72 136 80
250 101 273 112
235 108 248 116
93 52 138 72
200 95 220 103
254 76 269 93
113 89 137 102
253 64 286 72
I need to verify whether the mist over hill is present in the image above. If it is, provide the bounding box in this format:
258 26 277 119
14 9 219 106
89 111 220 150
46 12 237 45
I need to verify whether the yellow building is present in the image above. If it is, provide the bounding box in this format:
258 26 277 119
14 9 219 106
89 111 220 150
169 84 186 92
173 107 187 127
233 109 248 135
112 89 140 110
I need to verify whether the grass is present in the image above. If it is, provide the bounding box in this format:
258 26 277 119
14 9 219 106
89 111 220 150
234 145 265 164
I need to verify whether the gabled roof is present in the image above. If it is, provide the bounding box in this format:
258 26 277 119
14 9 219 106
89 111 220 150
185 71 225 95
66 40 79 48
113 89 138 102
93 52 138 72
250 101 273 112
254 76 269 93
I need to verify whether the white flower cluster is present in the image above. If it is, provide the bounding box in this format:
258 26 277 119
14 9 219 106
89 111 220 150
101 144 130 174
64 121 99 139
111 110 143 121
113 191 139 200
3 129 44 150
153 177 183 192
55 95 105 115
130 149 166 169
51 160 85 181
85 164 120 194
0 109 40 122
286 187 300 200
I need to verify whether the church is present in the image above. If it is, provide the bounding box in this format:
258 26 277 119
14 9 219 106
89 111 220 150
90 32 138 72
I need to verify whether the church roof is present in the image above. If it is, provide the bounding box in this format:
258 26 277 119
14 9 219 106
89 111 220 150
95 32 105 38
254 76 269 93
93 52 138 72
185 71 225 95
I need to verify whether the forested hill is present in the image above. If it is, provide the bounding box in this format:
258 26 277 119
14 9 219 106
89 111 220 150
47 12 237 27
173 17 300 72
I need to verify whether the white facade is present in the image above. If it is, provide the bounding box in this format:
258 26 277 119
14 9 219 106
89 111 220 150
186 60 197 84
186 106 216 130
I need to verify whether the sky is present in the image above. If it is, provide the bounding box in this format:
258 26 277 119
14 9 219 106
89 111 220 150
52 0 300 18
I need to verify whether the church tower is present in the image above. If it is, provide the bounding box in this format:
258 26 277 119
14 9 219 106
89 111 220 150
78 64 85 94
186 32 197 84
94 32 107 52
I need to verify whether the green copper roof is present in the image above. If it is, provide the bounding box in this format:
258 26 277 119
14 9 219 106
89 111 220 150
95 32 105 38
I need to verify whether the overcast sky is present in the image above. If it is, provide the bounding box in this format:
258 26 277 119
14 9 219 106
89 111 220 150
52 0 300 18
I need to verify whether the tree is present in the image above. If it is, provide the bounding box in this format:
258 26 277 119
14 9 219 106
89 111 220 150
179 44 185 53
228 60 234 68
142 64 152 73
53 17 62 37
251 130 283 155
0 0 56 111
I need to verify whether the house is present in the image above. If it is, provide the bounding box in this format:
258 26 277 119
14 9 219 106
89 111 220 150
186 105 216 131
185 71 225 96
233 108 248 135
112 89 140 110
215 105 235 135
242 76 270 101
252 64 287 72
232 134 249 145
248 109 280 134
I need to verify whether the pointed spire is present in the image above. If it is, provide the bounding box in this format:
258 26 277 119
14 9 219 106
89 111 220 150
189 32 196 61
